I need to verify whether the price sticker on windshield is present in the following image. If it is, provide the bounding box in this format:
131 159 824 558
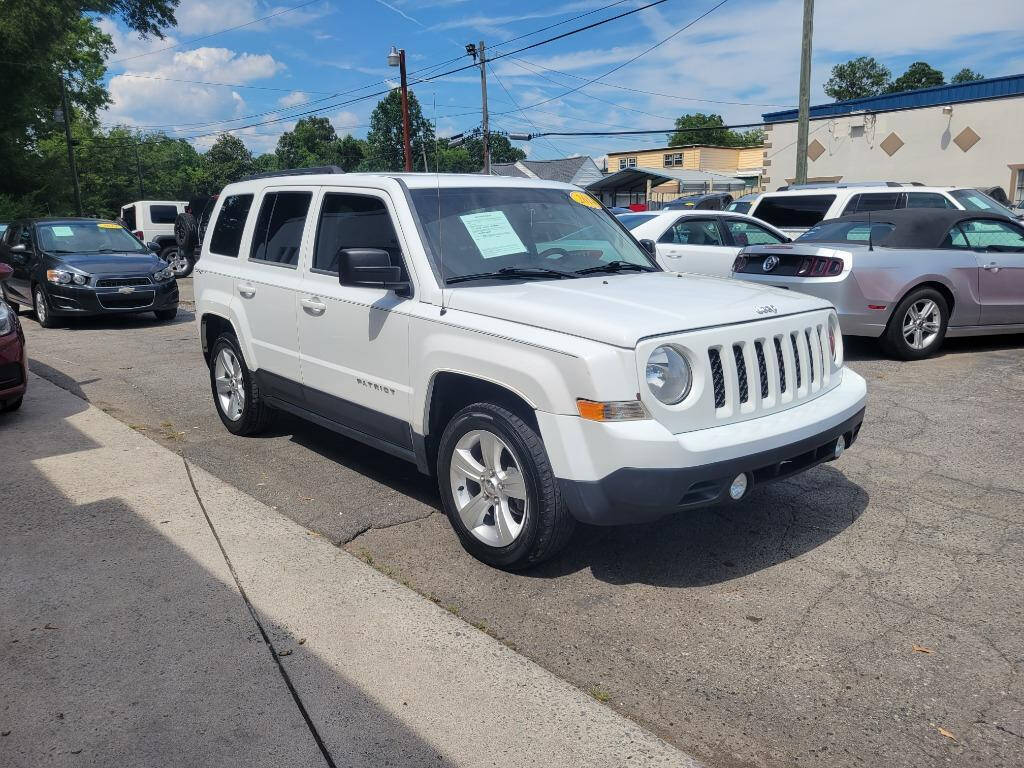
569 191 602 209
51 226 74 237
97 222 122 229
459 211 528 259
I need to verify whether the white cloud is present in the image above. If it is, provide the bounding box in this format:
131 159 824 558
174 0 330 35
331 111 361 132
278 90 309 107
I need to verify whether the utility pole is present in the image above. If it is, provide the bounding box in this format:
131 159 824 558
794 0 814 185
60 76 83 216
133 142 145 198
478 40 490 175
387 46 413 172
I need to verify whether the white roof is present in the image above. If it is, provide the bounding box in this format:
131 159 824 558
222 172 579 194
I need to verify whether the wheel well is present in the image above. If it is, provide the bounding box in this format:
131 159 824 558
897 281 955 318
425 373 538 467
201 313 236 363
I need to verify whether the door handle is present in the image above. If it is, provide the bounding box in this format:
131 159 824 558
300 296 327 316
984 262 1000 272
237 282 256 298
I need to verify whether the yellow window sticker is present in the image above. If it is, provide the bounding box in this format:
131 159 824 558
97 222 122 229
569 191 602 209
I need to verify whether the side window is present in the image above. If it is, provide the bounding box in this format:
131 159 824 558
725 220 784 246
842 193 901 215
313 194 404 277
250 191 312 267
943 226 969 248
905 192 955 209
149 204 179 224
660 219 725 246
209 194 254 257
754 195 836 228
958 219 1024 251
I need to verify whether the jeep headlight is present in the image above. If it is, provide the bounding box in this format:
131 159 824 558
153 266 174 281
646 345 692 405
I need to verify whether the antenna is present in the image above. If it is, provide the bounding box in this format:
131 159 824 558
867 209 874 251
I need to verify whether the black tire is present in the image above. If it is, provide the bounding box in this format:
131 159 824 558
154 307 178 322
174 211 198 251
437 402 575 570
1 395 23 413
208 332 274 436
33 286 59 328
161 245 193 278
881 287 949 360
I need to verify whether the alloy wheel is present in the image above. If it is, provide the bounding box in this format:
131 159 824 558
449 429 528 547
167 249 189 276
35 289 47 325
213 347 246 421
902 299 941 350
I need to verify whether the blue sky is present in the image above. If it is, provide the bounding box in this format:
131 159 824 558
99 0 1024 164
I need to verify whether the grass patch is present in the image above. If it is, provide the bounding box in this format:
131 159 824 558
589 686 611 703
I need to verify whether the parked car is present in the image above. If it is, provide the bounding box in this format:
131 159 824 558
0 218 179 328
748 183 1022 239
726 193 759 214
195 170 866 569
731 209 1024 359
661 192 733 211
119 200 189 277
617 210 790 277
0 263 27 412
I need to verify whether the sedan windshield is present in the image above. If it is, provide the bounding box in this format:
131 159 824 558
409 187 656 283
35 221 149 254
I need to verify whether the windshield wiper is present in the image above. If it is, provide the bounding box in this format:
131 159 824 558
574 260 656 275
446 266 576 285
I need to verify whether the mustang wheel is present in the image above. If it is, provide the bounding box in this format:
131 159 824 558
438 402 574 570
882 287 948 360
209 333 274 435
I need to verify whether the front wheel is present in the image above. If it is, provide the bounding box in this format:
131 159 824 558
162 246 193 278
154 307 178 322
437 402 574 570
208 333 274 435
1 396 23 413
881 287 948 360
34 286 59 328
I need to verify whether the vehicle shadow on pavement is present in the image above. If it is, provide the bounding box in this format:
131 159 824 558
1 390 452 767
532 465 869 587
843 333 1024 361
20 307 195 332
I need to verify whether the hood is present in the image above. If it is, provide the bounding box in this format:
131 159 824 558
50 251 162 276
445 272 831 348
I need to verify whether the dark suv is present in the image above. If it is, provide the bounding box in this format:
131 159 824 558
0 218 179 328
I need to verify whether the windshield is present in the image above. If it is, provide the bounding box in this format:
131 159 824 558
951 189 1020 218
35 221 148 254
617 213 659 230
409 187 656 283
798 220 895 244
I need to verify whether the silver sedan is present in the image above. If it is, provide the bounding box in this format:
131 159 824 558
731 209 1024 359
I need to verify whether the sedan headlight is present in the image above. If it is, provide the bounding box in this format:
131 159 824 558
153 266 174 281
646 345 692 405
46 269 89 285
0 302 13 336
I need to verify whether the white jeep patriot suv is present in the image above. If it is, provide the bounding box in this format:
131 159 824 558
195 171 867 569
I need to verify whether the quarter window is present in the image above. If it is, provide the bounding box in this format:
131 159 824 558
313 193 405 277
724 220 785 246
149 204 179 224
661 219 724 246
250 191 312 267
209 194 254 257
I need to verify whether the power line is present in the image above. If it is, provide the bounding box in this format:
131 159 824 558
521 120 767 137
486 63 566 158
108 73 337 94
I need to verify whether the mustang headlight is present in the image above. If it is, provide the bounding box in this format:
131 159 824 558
153 266 174 281
646 345 692 405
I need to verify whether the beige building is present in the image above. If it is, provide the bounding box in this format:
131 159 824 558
761 74 1024 202
604 144 765 196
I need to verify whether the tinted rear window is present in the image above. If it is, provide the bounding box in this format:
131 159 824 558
754 195 836 228
209 194 253 257
149 204 179 224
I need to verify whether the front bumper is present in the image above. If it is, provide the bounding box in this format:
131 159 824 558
45 279 179 316
541 369 867 525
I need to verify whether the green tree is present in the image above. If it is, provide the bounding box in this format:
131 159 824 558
432 141 478 173
363 89 434 171
887 61 945 93
668 113 763 147
951 68 984 84
197 135 255 193
824 56 892 100
275 117 340 169
459 130 526 169
251 153 280 175
337 135 366 172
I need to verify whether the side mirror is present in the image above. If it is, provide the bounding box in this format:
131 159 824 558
147 241 161 253
0 263 12 281
639 239 657 256
338 248 410 295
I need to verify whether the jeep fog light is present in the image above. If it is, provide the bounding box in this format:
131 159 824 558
729 473 749 500
646 345 691 405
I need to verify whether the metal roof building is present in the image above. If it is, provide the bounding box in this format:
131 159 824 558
489 157 604 187
586 167 747 208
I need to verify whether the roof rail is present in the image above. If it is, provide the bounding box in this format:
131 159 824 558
241 165 345 181
776 180 921 191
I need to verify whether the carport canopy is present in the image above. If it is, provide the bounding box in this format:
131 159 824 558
586 167 748 196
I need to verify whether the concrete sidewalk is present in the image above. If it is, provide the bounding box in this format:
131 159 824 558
1 373 699 768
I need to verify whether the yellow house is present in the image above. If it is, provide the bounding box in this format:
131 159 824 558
604 144 765 196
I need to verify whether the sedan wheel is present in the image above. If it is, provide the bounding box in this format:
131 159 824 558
213 347 246 421
449 428 529 548
34 287 58 328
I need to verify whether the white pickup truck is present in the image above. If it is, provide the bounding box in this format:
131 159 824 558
194 171 867 569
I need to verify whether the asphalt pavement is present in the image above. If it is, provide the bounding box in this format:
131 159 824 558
14 277 1024 768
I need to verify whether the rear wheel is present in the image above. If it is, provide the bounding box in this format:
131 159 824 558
437 402 574 570
33 286 59 328
881 287 948 360
209 333 274 435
